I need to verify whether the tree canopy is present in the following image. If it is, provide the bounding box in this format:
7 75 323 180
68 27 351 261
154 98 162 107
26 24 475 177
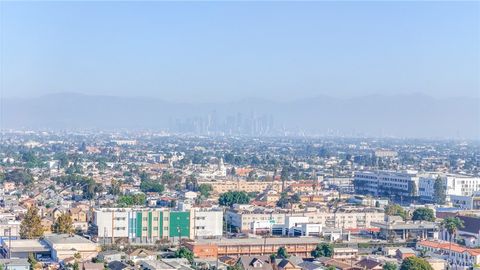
218 191 250 207
20 206 44 239
175 247 194 263
412 208 435 222
198 184 213 198
53 213 74 234
118 193 147 206
277 247 289 259
441 217 464 239
433 177 446 205
4 169 34 186
383 262 397 270
311 243 333 258
399 257 433 270
385 204 408 220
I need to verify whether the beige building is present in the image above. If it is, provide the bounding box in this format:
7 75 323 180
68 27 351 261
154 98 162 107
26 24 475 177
199 180 282 194
226 206 384 232
44 234 100 261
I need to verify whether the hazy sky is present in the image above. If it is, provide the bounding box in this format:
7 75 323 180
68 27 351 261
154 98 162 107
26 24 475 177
1 1 479 102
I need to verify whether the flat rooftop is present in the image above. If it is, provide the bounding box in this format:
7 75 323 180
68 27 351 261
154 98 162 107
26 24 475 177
44 234 96 245
3 239 51 252
192 237 322 246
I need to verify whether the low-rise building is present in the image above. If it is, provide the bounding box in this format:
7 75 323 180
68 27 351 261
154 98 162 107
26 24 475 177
371 216 439 240
417 240 480 268
185 237 321 259
44 234 99 262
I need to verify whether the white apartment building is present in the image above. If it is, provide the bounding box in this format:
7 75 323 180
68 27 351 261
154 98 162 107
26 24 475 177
93 208 223 243
192 210 223 238
354 170 420 198
226 205 384 233
419 174 480 203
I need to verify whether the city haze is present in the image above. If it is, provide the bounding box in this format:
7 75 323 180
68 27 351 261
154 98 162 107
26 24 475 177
1 1 479 138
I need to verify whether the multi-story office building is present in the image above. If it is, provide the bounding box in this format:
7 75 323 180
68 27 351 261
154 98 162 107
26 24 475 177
354 170 419 198
419 174 480 203
93 208 223 244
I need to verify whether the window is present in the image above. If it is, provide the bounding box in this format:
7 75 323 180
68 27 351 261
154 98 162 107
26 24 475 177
164 227 169 230
143 227 148 231
153 227 158 230
153 217 158 221
143 217 148 221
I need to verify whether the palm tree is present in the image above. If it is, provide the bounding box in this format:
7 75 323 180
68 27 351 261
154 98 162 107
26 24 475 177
441 217 464 268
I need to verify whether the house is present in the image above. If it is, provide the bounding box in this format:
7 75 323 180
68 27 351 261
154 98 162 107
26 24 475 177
128 249 157 263
20 199 36 209
354 258 383 270
69 208 88 222
277 259 302 270
108 261 132 270
297 261 324 270
321 258 362 270
97 250 126 263
395 248 416 260
41 218 54 234
139 259 193 270
237 256 273 270
332 248 358 260
83 262 104 270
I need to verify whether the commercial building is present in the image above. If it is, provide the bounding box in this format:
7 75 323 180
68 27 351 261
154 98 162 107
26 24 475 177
185 237 322 259
353 170 419 199
371 216 439 240
419 174 480 203
1 234 99 263
44 234 99 261
226 205 384 234
93 208 223 244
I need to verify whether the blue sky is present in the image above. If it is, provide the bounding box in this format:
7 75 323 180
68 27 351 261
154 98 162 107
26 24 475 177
1 1 479 102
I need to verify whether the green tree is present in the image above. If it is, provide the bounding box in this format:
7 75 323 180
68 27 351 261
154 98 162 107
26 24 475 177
198 184 213 198
4 169 34 186
20 206 44 239
311 243 333 258
82 178 103 200
109 179 122 196
218 191 250 207
383 262 397 270
325 267 336 270
385 204 407 220
399 257 433 270
412 208 435 222
441 217 465 264
117 194 146 206
433 177 446 205
277 247 289 259
140 179 164 193
53 213 74 234
28 253 38 270
175 247 194 263
276 192 301 208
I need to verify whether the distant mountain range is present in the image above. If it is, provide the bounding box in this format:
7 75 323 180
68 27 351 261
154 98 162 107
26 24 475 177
1 93 479 139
